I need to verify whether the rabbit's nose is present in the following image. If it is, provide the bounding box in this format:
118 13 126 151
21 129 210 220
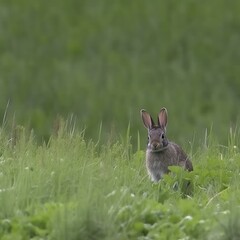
152 142 160 150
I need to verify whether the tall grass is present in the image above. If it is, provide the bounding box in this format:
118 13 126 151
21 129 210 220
0 122 145 239
0 122 240 239
1 0 240 145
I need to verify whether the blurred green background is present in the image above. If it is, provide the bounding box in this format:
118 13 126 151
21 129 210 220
1 0 240 148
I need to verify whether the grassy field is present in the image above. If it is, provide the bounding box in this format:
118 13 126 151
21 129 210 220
0 124 240 239
1 0 240 147
1 1 240 239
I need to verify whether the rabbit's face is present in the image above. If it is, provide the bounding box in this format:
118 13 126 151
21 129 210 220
148 127 168 152
141 108 169 152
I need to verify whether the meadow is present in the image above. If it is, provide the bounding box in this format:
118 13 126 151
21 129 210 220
0 123 240 239
1 0 240 239
1 0 240 147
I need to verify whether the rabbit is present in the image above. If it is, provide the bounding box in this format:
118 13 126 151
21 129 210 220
140 107 193 182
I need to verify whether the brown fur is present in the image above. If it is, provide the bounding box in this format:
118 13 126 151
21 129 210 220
141 108 193 182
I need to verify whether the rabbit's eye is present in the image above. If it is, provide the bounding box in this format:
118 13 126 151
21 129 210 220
161 134 165 139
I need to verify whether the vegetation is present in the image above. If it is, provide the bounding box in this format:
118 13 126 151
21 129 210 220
0 124 240 239
1 0 240 146
1 0 240 239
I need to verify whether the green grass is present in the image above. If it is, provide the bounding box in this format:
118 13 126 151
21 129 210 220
1 0 240 146
1 1 240 238
0 123 240 239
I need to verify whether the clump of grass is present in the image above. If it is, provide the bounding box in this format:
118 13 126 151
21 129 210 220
0 122 145 239
0 123 240 239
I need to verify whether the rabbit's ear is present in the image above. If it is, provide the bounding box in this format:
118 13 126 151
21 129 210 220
140 109 154 129
158 107 168 129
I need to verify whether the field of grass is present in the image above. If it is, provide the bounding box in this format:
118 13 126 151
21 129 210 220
1 0 240 147
1 1 240 239
0 123 240 239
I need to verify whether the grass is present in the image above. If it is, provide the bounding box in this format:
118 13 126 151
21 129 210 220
1 1 240 238
1 0 240 146
0 122 240 239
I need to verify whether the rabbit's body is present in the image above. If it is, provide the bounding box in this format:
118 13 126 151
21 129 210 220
141 108 193 182
146 141 192 182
